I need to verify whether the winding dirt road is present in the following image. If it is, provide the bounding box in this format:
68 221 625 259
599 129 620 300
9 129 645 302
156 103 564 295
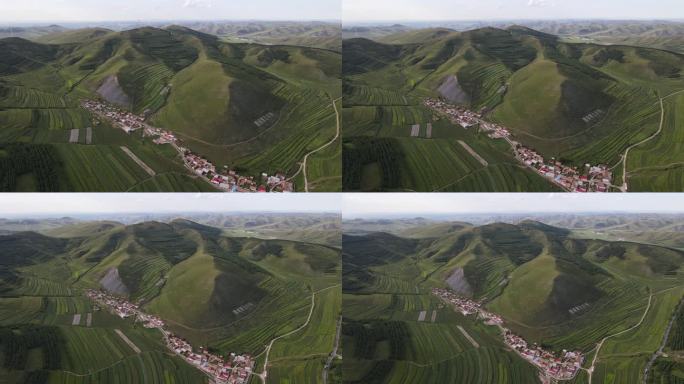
303 96 341 192
619 97 665 192
255 284 340 384
270 96 341 192
587 293 653 384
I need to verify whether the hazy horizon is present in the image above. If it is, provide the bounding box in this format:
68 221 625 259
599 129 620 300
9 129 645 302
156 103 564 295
342 18 684 27
343 194 684 218
0 0 340 23
343 0 684 23
0 19 341 27
0 193 341 216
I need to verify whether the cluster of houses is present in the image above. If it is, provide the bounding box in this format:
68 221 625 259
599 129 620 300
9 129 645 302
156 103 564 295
178 150 292 192
432 288 503 324
85 289 255 384
516 146 613 192
423 98 511 139
432 288 583 381
82 100 145 133
424 98 481 129
504 332 583 380
167 333 254 384
145 126 177 145
424 98 613 192
85 290 164 326
82 98 295 193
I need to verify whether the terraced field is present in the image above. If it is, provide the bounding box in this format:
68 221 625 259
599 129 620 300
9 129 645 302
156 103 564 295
343 292 540 383
0 86 69 108
270 286 341 359
268 358 326 384
48 351 206 384
626 92 684 191
12 276 73 296
30 109 91 131
343 134 558 192
457 62 511 110
592 286 684 384
118 63 173 114
559 85 661 166
306 137 342 192
0 297 46 325
237 89 338 182
53 143 213 192
344 84 412 106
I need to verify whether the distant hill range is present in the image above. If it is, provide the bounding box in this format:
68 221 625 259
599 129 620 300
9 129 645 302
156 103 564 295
515 20 684 54
342 24 413 41
345 214 684 248
343 20 684 54
180 21 341 51
0 24 67 40
0 213 342 247
1 21 341 51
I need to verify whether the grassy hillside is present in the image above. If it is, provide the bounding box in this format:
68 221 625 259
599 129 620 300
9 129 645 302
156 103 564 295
343 25 684 191
0 218 341 383
0 25 341 191
343 219 684 383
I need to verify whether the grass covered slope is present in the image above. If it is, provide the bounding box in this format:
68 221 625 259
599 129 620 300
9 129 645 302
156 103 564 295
0 217 341 383
0 24 341 191
342 219 684 383
343 25 684 191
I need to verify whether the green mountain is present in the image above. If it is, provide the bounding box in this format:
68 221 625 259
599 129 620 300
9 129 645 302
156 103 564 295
0 218 341 383
343 26 684 191
343 219 684 383
0 25 341 192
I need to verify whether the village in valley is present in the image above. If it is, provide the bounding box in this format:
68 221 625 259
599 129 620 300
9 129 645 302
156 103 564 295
423 98 614 192
81 99 294 193
85 289 255 384
432 288 584 381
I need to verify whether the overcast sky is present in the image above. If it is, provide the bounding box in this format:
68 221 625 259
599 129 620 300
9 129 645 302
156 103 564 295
343 193 684 218
0 0 340 23
343 0 684 23
0 193 340 217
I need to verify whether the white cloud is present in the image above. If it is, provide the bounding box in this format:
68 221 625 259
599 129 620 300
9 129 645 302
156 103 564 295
182 0 212 8
527 0 553 7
